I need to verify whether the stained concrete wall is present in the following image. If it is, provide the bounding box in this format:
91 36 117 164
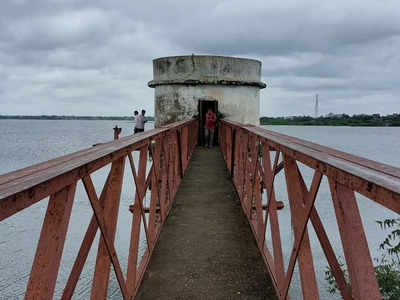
149 55 266 127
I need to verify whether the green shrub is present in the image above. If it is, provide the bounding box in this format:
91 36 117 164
325 218 400 300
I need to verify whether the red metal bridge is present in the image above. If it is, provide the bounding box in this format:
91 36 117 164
1 119 399 299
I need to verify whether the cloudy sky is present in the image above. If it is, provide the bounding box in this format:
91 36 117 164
0 0 399 117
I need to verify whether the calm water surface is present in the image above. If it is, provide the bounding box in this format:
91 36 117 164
0 120 399 299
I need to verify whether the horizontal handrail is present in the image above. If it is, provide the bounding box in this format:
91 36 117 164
223 119 400 213
219 119 400 300
0 120 193 221
0 119 198 299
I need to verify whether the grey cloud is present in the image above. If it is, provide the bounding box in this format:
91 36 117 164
0 0 399 117
167 0 400 55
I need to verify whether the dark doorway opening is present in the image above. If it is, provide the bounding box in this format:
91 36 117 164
198 100 218 146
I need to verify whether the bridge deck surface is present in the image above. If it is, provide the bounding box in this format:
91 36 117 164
136 147 277 299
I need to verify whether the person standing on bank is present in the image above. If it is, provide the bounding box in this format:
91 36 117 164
134 109 147 134
204 108 217 148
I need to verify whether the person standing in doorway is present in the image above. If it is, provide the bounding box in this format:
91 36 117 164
204 108 217 148
134 110 146 134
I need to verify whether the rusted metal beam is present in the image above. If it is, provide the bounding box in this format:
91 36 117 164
159 138 170 221
181 127 189 172
261 146 286 296
25 183 76 300
284 155 319 300
223 119 400 213
1 120 198 300
62 173 111 300
293 164 353 300
329 180 381 300
282 170 322 300
82 175 129 300
126 201 142 298
175 130 184 179
219 119 400 300
309 208 353 300
0 120 197 221
127 149 151 250
230 128 237 178
90 157 125 299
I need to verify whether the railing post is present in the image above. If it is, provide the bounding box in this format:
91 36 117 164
262 144 286 296
90 157 125 300
159 137 170 220
283 155 319 300
62 173 112 299
329 180 381 300
25 183 77 300
181 126 189 172
231 128 237 178
126 146 148 297
226 126 232 172
175 130 184 178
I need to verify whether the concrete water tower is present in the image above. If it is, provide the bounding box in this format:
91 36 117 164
148 55 266 128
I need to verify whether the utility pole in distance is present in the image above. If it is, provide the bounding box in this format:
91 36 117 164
314 94 319 118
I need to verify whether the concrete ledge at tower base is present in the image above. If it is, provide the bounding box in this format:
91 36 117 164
148 79 266 89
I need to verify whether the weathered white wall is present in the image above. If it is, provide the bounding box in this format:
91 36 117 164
154 85 260 127
149 55 265 127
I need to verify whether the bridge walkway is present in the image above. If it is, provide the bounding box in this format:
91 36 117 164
136 147 277 299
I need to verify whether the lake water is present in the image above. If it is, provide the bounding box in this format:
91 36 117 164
0 120 399 299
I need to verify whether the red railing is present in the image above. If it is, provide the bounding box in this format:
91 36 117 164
0 119 197 299
219 119 400 300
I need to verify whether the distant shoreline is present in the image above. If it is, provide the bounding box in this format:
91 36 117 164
0 115 154 121
260 113 400 127
260 122 398 127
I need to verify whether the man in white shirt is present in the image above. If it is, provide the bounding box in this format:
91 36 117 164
134 109 147 133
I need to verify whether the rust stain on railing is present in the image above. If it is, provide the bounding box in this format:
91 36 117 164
0 119 198 299
219 119 400 300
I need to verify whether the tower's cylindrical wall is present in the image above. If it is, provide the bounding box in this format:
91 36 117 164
149 55 265 127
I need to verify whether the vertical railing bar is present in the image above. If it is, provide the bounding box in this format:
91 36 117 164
254 170 264 245
62 172 112 300
90 157 125 299
175 130 184 179
127 152 152 250
126 202 141 298
159 137 169 220
167 135 174 207
239 131 247 201
294 164 353 300
25 183 77 300
261 143 286 296
309 208 354 300
329 179 381 300
262 149 280 247
282 170 322 299
82 174 129 300
230 128 237 178
283 155 320 300
148 166 158 247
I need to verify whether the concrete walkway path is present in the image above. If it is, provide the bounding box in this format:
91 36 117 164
136 147 277 299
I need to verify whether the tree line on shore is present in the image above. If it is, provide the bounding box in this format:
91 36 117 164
260 113 400 126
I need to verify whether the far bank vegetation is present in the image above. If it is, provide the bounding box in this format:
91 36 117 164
260 113 400 126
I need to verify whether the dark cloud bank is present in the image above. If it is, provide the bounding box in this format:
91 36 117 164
0 0 399 117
